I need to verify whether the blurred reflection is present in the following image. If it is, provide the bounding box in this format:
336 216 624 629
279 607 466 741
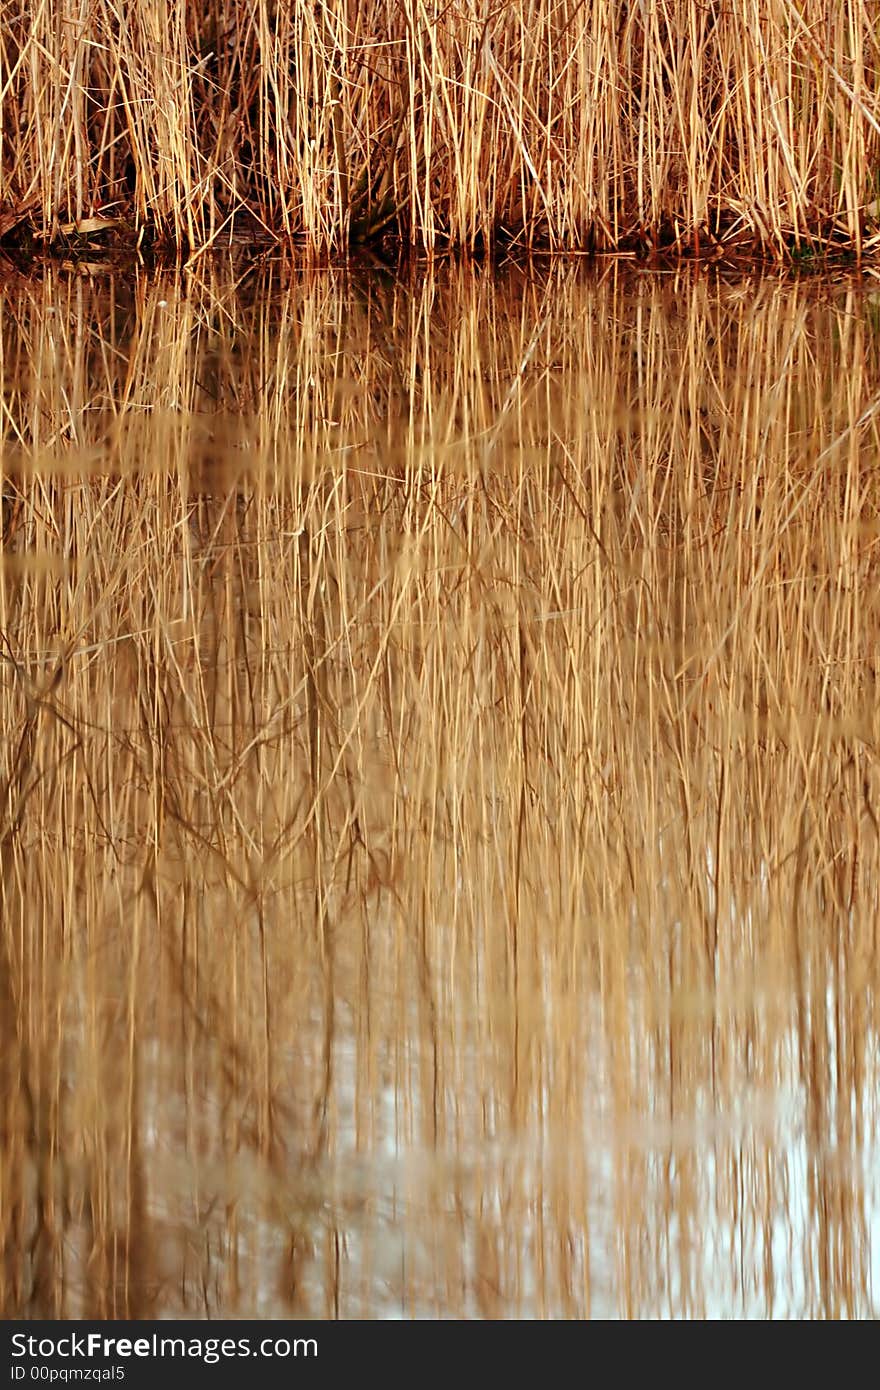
1 260 879 1317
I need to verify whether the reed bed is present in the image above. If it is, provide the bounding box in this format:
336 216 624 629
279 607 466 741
1 260 880 1316
3 2 880 254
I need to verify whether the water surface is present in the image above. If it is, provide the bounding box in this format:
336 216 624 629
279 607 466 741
2 260 880 1317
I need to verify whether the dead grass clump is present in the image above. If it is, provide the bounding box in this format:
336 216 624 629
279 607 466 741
2 3 880 255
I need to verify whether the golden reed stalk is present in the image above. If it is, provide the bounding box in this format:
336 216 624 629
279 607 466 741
2 1 880 255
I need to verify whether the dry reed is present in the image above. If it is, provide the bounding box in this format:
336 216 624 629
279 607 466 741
1 261 880 1316
3 2 880 254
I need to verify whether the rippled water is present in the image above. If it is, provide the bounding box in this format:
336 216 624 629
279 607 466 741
2 260 880 1317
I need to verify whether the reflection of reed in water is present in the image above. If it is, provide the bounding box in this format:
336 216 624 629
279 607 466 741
0 263 879 1317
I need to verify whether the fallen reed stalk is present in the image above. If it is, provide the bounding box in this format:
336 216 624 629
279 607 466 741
2 1 880 256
